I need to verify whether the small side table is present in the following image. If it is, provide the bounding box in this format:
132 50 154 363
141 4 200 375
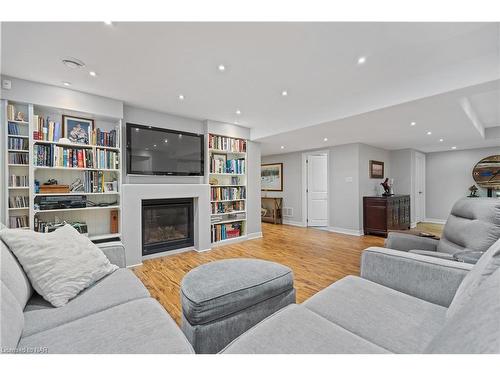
261 197 283 224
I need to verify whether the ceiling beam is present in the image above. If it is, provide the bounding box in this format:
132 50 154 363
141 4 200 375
459 97 485 139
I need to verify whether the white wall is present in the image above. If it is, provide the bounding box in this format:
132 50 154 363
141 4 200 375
262 143 391 234
426 146 500 221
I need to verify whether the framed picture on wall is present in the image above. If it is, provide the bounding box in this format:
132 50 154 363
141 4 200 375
369 160 384 179
261 163 283 191
63 115 94 145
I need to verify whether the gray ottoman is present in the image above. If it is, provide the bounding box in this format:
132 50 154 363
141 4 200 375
180 258 296 353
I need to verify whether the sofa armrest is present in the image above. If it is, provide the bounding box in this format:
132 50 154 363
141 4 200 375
361 247 472 307
408 250 455 261
385 232 439 252
97 241 126 268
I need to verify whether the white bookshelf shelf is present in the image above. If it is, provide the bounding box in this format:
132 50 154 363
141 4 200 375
211 218 247 225
211 199 246 203
3 99 123 239
208 149 246 156
210 172 245 176
34 205 120 214
211 210 246 216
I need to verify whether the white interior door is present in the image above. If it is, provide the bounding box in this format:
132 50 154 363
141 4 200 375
307 154 328 227
415 152 426 222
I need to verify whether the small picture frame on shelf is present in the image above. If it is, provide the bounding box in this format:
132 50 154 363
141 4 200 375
63 115 94 145
213 153 227 164
104 181 117 192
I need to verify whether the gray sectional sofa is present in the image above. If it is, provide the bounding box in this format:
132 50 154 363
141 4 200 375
222 239 500 354
1 239 194 354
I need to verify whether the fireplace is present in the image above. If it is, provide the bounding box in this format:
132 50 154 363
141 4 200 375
142 198 194 255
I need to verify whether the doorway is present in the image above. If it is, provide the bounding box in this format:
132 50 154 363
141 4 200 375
302 152 329 227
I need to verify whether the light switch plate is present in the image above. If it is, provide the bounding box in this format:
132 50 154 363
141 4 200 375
345 176 353 183
2 79 12 90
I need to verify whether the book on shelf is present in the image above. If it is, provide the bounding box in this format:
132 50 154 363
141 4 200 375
9 215 29 229
8 122 23 135
7 104 16 121
9 175 29 187
92 128 118 148
8 137 29 150
33 115 62 142
34 144 119 169
211 222 242 242
9 196 29 208
208 134 246 152
8 153 29 165
210 186 246 201
210 156 245 174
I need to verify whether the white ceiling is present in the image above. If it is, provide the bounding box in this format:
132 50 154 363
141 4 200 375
1 22 499 154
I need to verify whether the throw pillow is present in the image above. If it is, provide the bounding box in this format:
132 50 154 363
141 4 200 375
0 224 118 307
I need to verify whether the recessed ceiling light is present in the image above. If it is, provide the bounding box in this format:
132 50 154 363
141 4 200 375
357 56 367 65
451 146 457 150
235 109 241 115
62 82 71 87
281 90 288 97
280 146 285 149
104 21 113 26
164 139 168 143
426 131 432 135
62 58 85 69
178 94 185 100
153 144 157 147
410 122 416 126
323 137 328 142
135 128 139 132
439 138 444 142
218 64 226 72
89 71 97 77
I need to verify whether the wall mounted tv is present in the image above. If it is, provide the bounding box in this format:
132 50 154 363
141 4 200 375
126 123 204 176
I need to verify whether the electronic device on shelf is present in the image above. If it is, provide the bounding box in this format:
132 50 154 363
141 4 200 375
36 195 87 210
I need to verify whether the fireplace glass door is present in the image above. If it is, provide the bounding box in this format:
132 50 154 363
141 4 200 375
142 198 194 255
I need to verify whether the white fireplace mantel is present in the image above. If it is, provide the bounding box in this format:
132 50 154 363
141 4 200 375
121 184 211 266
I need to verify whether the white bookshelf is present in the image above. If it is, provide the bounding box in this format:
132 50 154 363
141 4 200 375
2 100 122 241
207 133 247 244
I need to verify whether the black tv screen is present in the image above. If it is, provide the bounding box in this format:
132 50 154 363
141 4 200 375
126 123 204 176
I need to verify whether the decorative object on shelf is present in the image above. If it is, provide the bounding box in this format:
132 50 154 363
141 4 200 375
380 178 394 196
468 184 479 198
39 184 70 194
70 178 85 192
104 181 117 192
209 177 219 185
472 155 500 197
261 163 283 191
16 111 26 122
110 210 119 234
369 160 385 179
63 115 94 145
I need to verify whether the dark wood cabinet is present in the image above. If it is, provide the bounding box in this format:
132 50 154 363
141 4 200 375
363 195 410 237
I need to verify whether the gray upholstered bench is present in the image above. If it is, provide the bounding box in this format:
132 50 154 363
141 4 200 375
180 258 296 353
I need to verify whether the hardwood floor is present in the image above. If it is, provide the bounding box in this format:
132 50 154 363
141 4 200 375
133 223 384 326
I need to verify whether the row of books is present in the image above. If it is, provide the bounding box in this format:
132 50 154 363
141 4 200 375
9 196 29 208
210 157 246 174
9 175 29 187
211 222 242 242
94 128 118 147
209 134 246 152
211 200 245 214
8 153 29 165
8 137 29 150
33 115 62 142
33 144 119 169
83 171 105 193
8 122 25 136
210 186 246 201
9 215 28 229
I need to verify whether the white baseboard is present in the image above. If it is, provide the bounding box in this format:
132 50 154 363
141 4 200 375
411 222 417 229
282 219 306 227
247 231 263 240
423 218 446 225
326 226 363 237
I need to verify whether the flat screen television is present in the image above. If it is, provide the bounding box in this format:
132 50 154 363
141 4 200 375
126 123 204 176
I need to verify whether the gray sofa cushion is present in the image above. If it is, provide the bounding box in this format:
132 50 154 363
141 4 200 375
447 238 500 318
19 298 194 354
222 304 389 354
303 275 447 353
0 282 24 350
437 198 500 254
22 268 150 337
425 267 500 353
181 258 293 325
1 240 33 308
